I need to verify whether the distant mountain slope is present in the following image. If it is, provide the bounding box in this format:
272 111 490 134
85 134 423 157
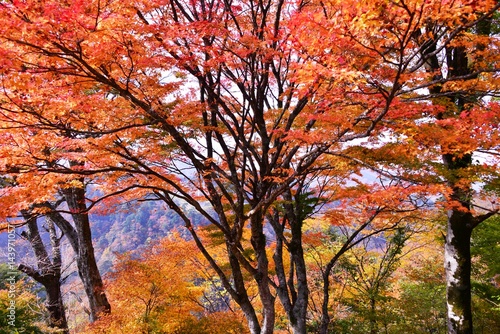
0 200 196 275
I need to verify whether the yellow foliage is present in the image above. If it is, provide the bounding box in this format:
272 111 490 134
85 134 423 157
83 233 247 333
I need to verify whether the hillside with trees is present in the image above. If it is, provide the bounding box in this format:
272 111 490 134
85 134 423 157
0 0 499 333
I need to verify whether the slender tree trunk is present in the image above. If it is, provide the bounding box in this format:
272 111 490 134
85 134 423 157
289 191 310 334
369 296 377 334
270 190 309 334
160 193 265 333
228 249 262 334
287 223 308 334
273 237 308 334
289 247 308 334
251 212 276 334
319 269 332 334
241 303 262 334
46 218 68 332
18 215 68 333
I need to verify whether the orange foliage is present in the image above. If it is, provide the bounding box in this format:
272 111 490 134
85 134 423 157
0 0 498 331
84 232 247 333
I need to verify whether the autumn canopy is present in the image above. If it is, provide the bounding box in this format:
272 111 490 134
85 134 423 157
0 0 499 333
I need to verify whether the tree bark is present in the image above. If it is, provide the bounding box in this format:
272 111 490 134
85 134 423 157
228 248 262 334
18 214 68 333
288 246 308 334
369 296 377 334
62 183 111 322
445 206 473 334
271 189 310 334
250 211 276 334
44 279 68 332
442 152 474 334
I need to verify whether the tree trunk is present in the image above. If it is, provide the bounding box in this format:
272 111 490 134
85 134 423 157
273 236 308 334
289 248 308 334
63 184 111 321
270 189 309 334
250 212 276 334
440 12 495 334
318 216 379 334
44 280 68 332
241 303 262 334
369 296 377 334
445 211 473 334
19 263 69 332
228 249 262 334
439 40 475 334
415 13 493 330
18 215 68 333
288 192 310 334
443 154 474 334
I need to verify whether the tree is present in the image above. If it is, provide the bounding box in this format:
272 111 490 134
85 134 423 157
338 228 409 334
301 197 428 334
18 213 68 333
389 236 447 334
0 1 396 332
1 168 109 323
0 187 110 323
85 232 247 334
0 1 498 333
408 9 500 333
57 186 112 322
293 1 500 333
470 216 500 332
0 268 46 334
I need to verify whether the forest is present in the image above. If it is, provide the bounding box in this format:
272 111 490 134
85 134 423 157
0 0 499 333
